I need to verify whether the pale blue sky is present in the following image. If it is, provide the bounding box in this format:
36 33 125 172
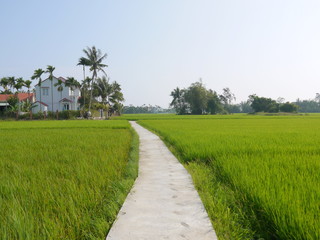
1 0 320 107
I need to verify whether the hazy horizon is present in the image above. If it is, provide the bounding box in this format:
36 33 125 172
1 0 320 108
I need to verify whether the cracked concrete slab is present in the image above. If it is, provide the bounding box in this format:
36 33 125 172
106 121 217 240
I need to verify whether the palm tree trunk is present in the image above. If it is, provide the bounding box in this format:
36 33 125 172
28 89 32 120
83 66 86 112
51 80 54 112
60 91 62 111
88 77 94 115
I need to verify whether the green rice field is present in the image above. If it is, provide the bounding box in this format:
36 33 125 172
0 120 138 240
138 116 320 240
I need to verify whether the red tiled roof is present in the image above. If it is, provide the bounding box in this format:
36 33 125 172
0 93 34 102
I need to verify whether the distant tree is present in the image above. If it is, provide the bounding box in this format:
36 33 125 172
46 65 55 112
315 93 320 104
170 87 188 114
80 46 108 116
110 81 124 106
14 78 24 93
219 87 236 113
206 89 223 114
249 94 279 113
277 97 285 104
65 77 80 110
7 76 15 93
239 100 253 113
184 81 208 114
294 99 320 113
31 68 45 112
24 79 33 119
54 78 64 111
279 102 298 112
77 58 91 112
79 77 91 111
93 77 124 116
0 77 10 93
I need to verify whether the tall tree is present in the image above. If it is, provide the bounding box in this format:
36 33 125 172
219 87 236 113
14 77 24 93
184 81 208 115
77 57 90 112
31 68 45 112
7 76 15 93
24 80 33 119
170 87 187 114
0 77 10 93
46 65 55 112
206 89 223 114
80 46 108 115
54 78 64 111
94 76 112 105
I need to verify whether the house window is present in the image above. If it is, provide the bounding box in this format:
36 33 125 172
63 104 69 110
42 88 49 96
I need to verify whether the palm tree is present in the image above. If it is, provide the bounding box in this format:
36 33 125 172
54 78 64 111
80 77 91 112
80 46 108 115
31 68 45 112
94 76 112 105
77 57 90 113
14 78 24 93
13 77 24 116
65 77 80 110
109 81 124 116
7 76 15 93
46 65 55 112
0 77 10 93
24 80 33 119
170 87 186 114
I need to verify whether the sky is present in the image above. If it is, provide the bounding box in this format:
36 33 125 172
1 0 320 107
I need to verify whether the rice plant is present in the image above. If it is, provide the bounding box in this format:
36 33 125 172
139 117 320 240
0 120 138 240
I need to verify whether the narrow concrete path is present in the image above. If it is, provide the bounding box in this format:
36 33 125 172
106 121 217 240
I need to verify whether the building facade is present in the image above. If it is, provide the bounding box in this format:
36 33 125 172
33 76 81 113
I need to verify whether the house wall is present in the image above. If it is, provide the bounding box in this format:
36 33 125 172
34 77 81 112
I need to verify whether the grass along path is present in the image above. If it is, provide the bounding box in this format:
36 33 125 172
0 120 139 240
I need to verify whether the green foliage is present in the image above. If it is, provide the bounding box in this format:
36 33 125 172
207 90 223 114
0 120 138 240
185 81 208 114
170 87 188 114
170 82 233 115
139 117 320 240
294 99 320 113
249 94 280 112
7 95 19 108
279 102 298 112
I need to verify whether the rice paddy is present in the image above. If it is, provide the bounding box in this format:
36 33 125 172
0 120 138 240
138 116 320 240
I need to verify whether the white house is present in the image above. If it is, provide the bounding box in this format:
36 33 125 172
33 76 81 113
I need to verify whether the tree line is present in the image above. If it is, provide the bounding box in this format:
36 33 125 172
0 46 124 119
170 81 320 114
170 81 240 114
123 104 175 114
